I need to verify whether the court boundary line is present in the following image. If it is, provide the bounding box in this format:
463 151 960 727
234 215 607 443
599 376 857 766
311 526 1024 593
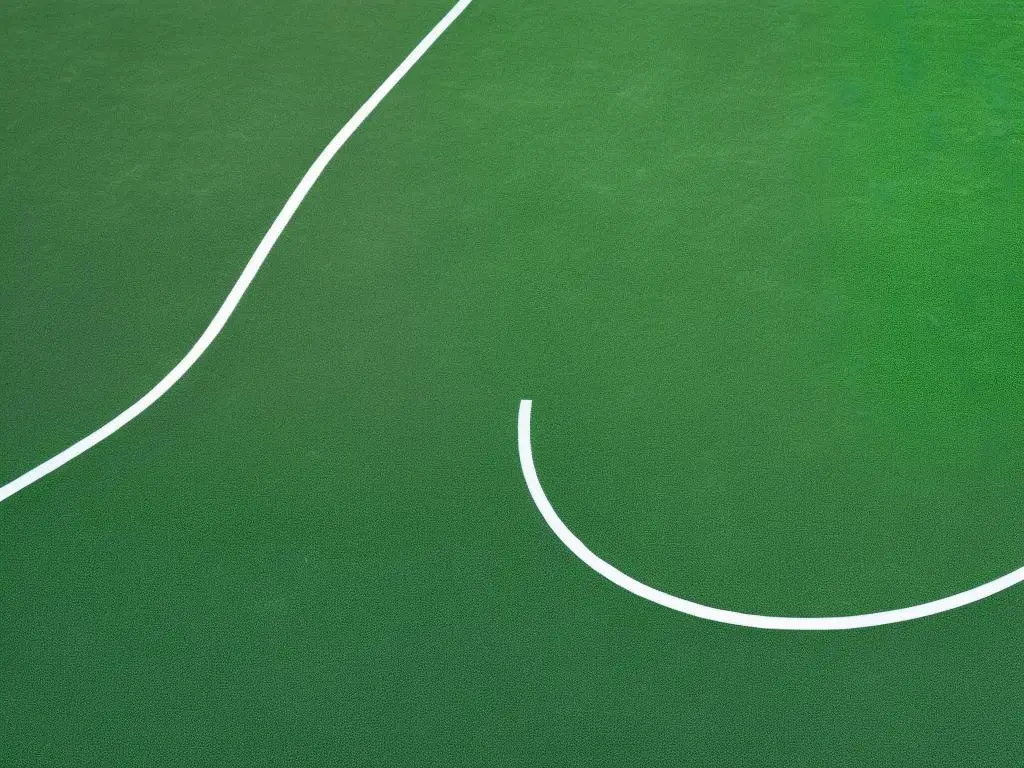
518 399 1024 630
0 0 473 504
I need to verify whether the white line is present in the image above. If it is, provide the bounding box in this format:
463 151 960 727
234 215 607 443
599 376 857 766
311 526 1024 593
519 399 1024 630
0 0 473 504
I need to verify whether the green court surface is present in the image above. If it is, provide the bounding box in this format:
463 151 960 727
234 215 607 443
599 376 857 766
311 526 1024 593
2 0 1023 763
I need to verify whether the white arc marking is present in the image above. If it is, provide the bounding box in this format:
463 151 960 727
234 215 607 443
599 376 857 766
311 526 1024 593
0 0 473 504
519 399 1024 630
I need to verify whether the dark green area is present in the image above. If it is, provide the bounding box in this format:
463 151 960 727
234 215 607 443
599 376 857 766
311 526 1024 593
2 0 1023 765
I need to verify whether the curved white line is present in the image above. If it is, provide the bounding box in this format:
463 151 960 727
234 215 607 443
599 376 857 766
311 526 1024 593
519 399 1024 630
0 0 473 504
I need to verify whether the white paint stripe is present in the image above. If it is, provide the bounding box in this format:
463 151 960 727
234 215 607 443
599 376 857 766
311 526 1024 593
0 0 473 505
519 399 1024 630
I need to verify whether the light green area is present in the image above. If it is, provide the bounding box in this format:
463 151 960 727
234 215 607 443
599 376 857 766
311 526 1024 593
2 0 1023 765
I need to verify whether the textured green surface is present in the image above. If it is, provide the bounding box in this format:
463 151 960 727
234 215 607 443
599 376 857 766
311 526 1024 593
2 0 1024 764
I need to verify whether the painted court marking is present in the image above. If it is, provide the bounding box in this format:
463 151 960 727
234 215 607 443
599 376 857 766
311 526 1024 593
0 0 473 504
519 399 1024 630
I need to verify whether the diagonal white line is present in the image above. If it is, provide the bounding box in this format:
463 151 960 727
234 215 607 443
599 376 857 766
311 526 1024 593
1 0 474 504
